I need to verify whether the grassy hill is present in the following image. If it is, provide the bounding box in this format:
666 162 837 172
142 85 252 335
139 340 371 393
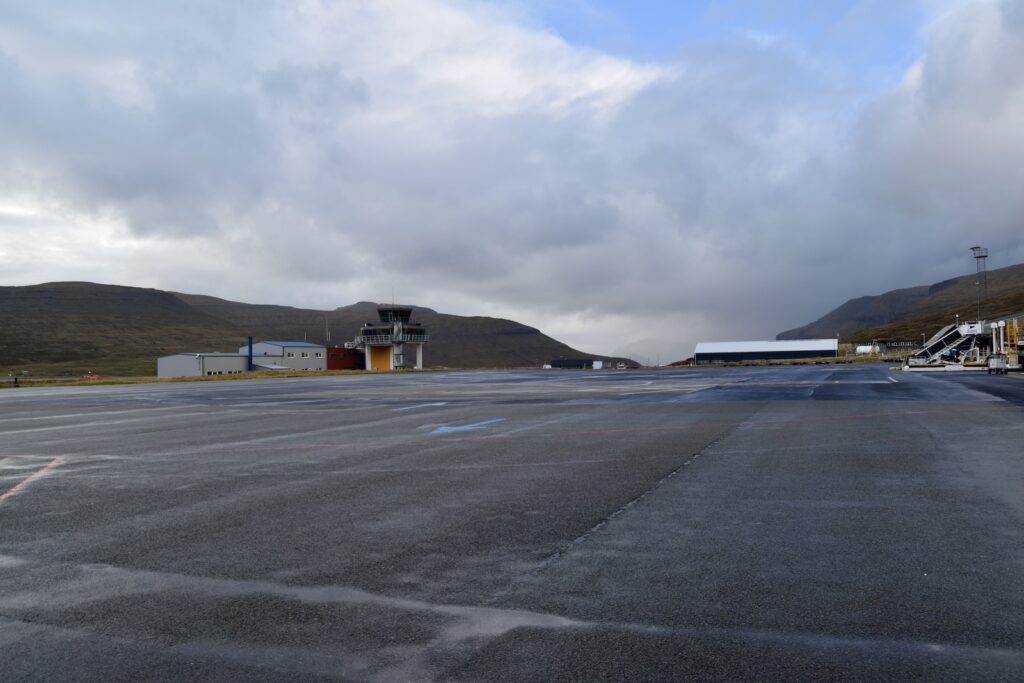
0 283 246 376
850 286 1024 343
176 294 623 369
1 282 624 376
778 263 1024 342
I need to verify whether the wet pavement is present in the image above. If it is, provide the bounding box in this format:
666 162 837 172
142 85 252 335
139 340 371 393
1 365 1023 680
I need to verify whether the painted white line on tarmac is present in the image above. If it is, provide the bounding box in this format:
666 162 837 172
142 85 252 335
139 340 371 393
0 411 225 436
618 385 719 396
334 458 627 474
432 418 505 435
495 413 580 437
3 558 1016 665
0 406 187 425
393 402 448 411
241 406 378 415
889 377 899 383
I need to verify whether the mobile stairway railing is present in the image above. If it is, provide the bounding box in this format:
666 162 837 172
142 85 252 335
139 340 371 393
909 324 966 365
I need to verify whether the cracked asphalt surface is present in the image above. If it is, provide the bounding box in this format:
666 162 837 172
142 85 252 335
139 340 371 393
1 365 1023 680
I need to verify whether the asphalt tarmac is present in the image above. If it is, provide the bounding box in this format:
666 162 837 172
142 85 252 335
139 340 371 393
1 364 1023 681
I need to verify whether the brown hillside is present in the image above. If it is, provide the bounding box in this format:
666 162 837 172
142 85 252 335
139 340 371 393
0 282 244 376
0 282 628 375
778 263 1024 342
175 294 623 369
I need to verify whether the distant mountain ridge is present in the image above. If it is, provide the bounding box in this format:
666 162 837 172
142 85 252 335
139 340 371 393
175 293 616 369
778 263 1024 341
0 282 628 375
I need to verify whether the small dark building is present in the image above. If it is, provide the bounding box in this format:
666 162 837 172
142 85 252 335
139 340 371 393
326 346 363 370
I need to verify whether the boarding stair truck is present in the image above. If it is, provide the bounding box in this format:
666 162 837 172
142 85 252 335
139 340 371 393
907 323 969 368
906 323 962 366
906 318 1023 372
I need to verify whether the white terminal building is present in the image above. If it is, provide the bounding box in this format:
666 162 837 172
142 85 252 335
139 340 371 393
693 339 839 364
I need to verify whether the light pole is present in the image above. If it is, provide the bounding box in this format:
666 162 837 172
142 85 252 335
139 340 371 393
971 246 988 321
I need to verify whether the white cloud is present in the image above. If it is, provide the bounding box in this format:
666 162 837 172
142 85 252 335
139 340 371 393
1 0 1022 363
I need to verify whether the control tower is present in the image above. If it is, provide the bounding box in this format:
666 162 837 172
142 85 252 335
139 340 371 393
355 305 428 370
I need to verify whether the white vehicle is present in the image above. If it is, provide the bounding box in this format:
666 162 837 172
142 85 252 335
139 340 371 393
987 354 1007 375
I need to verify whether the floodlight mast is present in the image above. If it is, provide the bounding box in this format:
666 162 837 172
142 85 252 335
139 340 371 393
971 246 988 321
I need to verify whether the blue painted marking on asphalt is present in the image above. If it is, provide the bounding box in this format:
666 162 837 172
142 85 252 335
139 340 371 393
432 418 505 434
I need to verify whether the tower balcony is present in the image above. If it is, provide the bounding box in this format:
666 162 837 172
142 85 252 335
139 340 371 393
358 333 393 345
397 331 428 343
357 331 429 344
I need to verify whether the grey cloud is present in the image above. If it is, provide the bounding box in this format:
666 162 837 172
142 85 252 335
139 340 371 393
1 0 1022 363
0 16 277 236
261 63 367 108
1003 0 1024 28
849 0 1024 263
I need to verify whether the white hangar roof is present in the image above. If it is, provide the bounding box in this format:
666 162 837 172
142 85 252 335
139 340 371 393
694 339 838 355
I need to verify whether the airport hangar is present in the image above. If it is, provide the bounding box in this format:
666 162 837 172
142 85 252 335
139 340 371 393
694 339 839 364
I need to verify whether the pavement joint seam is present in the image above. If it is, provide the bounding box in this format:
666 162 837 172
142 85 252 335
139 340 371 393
489 431 736 600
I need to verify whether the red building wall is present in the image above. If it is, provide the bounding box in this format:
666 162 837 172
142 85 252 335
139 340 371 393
326 346 362 370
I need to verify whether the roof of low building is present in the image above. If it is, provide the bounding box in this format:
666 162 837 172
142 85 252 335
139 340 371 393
258 341 325 348
159 352 248 358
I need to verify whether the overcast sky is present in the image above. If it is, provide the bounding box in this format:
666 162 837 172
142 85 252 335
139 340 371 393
1 0 1023 362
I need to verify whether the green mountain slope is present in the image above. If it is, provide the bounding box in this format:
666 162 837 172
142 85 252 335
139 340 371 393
778 263 1024 342
0 282 244 375
176 294 619 369
1 282 623 376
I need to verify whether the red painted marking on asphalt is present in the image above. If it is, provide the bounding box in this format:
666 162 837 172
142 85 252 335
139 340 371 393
0 457 61 504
